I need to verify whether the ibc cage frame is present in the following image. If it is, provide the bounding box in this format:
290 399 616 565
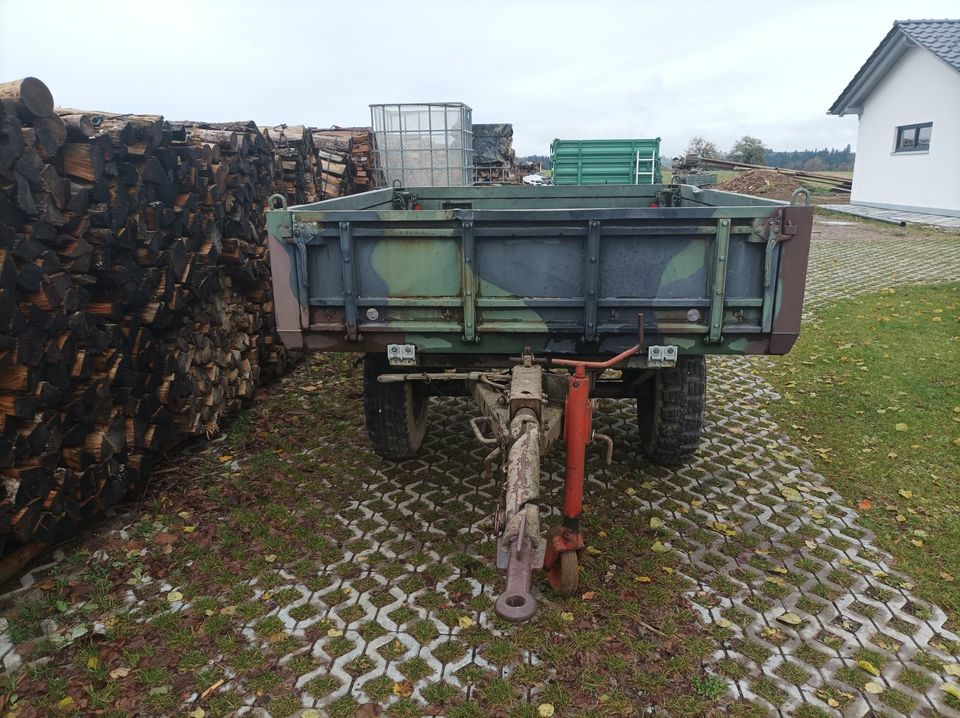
370 102 474 188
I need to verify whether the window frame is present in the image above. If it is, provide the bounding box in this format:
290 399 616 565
893 122 933 153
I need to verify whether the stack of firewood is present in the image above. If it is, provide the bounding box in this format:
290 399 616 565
0 77 320 549
310 127 374 198
259 125 318 205
348 129 373 192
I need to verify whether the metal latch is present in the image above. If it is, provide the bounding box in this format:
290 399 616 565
647 345 678 367
387 344 417 366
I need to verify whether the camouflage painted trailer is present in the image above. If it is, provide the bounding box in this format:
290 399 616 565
265 183 813 620
266 184 811 360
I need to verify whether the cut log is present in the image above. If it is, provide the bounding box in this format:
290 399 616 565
0 78 54 121
62 142 105 182
58 113 96 140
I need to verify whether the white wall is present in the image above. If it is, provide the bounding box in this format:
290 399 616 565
851 47 960 214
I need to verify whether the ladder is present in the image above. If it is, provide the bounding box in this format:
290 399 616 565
634 149 656 184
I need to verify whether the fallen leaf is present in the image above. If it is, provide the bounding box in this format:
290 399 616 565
189 709 206 718
939 571 955 582
182 525 196 533
649 517 664 530
301 711 320 718
327 628 343 637
538 704 555 718
857 659 881 677
715 618 732 628
780 487 803 502
152 532 177 545
899 489 913 499
86 656 99 669
218 454 233 463
778 612 803 626
857 499 872 510
895 423 909 432
661 566 674 574
166 590 184 602
625 487 636 496
177 511 191 519
945 664 960 677
393 680 414 697
864 681 884 694
651 541 669 554
586 546 602 555
458 616 474 629
560 612 574 622
634 575 651 583
58 696 74 708
943 683 960 700
264 554 277 563
109 667 130 679
581 591 596 600
911 539 924 547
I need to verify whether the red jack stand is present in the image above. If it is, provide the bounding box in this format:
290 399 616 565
543 345 641 595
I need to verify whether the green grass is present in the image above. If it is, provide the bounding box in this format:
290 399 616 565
761 282 960 619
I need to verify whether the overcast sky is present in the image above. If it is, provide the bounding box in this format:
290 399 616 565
1 0 957 157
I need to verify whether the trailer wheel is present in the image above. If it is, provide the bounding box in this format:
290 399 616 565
544 526 579 597
363 353 428 460
636 356 706 466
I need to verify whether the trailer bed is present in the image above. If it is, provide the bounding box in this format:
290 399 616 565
265 184 812 361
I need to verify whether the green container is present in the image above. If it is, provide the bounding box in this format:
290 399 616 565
551 138 662 185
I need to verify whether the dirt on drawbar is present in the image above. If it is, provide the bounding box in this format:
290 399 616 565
714 168 809 200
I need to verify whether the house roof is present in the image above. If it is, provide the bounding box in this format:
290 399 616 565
828 19 960 116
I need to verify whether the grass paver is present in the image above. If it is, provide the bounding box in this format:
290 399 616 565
1 218 959 716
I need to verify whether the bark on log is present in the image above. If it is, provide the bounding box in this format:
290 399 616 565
0 78 54 121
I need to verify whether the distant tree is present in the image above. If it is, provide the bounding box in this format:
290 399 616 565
802 157 827 171
763 145 854 171
729 136 767 165
685 136 723 159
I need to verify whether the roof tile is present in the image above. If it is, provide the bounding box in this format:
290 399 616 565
897 19 960 71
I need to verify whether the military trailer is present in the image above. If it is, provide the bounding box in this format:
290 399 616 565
266 183 813 621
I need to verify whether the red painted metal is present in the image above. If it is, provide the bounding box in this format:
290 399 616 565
551 344 640 370
544 344 641 585
562 364 592 523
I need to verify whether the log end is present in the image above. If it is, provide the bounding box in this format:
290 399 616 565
0 77 55 120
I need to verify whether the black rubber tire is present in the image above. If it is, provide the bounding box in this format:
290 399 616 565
636 356 706 466
363 353 428 460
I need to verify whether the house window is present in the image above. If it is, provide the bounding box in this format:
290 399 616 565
894 123 932 152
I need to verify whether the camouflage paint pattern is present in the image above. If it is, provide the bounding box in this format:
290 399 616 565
265 185 812 363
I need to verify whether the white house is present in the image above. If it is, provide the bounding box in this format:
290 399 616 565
829 19 960 216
